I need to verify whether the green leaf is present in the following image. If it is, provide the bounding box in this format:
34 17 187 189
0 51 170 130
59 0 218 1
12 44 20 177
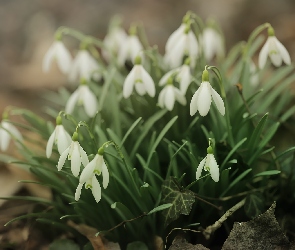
147 203 173 215
253 170 281 178
119 117 142 148
244 193 265 218
161 177 195 226
49 239 80 250
126 241 148 250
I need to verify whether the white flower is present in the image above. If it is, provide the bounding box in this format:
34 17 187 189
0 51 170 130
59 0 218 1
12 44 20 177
117 35 143 66
65 84 98 117
42 41 72 74
0 120 23 151
159 64 192 95
75 153 109 203
164 27 199 69
69 50 101 83
201 27 224 62
258 36 291 69
123 64 155 98
196 153 219 182
165 23 186 53
46 124 71 158
158 85 186 111
57 134 89 177
190 81 225 117
102 27 127 61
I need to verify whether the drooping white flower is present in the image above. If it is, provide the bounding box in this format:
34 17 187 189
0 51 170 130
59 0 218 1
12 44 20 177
75 148 109 203
201 27 224 62
190 70 225 117
0 120 23 151
123 56 155 98
165 23 186 53
258 27 291 69
46 116 71 158
158 81 186 111
65 84 98 117
57 132 89 177
164 25 199 69
69 50 101 83
159 61 192 95
102 26 128 61
196 146 219 182
118 34 143 66
42 40 72 74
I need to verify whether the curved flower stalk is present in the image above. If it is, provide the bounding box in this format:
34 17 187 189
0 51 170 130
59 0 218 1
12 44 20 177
102 26 127 61
160 58 192 95
57 132 89 177
42 40 72 74
75 147 109 203
117 26 143 66
200 26 224 62
164 23 199 69
158 77 186 111
190 69 225 117
69 49 101 83
0 119 23 151
65 82 98 117
46 115 71 158
258 26 291 69
196 144 219 182
123 56 155 98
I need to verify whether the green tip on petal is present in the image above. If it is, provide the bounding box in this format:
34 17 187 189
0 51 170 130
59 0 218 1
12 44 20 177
54 32 62 41
207 146 213 154
167 77 173 85
183 12 191 24
80 78 87 85
129 25 137 36
72 132 79 141
134 55 142 65
202 69 209 82
97 147 104 156
184 57 191 65
184 24 191 34
56 115 62 125
267 26 275 37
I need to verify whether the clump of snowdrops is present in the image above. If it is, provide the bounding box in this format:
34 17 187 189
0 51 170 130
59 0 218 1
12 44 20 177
1 11 295 249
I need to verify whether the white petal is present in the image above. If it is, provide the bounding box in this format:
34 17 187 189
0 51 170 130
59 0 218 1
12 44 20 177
69 51 82 82
190 87 201 116
158 87 167 108
210 87 225 116
57 147 70 171
75 183 83 201
141 67 155 97
187 31 199 58
79 144 89 167
42 42 56 73
269 38 282 67
196 157 206 180
80 155 98 183
159 68 179 87
135 83 146 96
82 86 98 117
207 154 219 182
258 38 270 69
197 82 212 116
101 161 109 189
173 87 187 106
123 67 136 98
0 128 10 151
56 126 71 155
46 129 56 158
117 42 128 66
166 34 186 68
164 86 175 111
91 176 101 203
274 37 291 65
129 36 143 63
65 88 80 114
71 142 82 177
165 24 186 53
177 65 191 94
3 123 23 142
55 42 72 74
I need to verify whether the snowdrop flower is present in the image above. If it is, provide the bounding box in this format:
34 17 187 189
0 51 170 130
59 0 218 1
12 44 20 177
259 26 291 69
164 24 199 69
159 58 192 95
42 40 72 74
190 69 225 117
46 116 71 158
75 147 109 203
117 26 143 66
196 145 219 182
0 119 23 151
201 27 224 62
65 82 98 117
123 56 155 98
102 26 127 61
158 77 186 111
57 132 89 177
69 49 101 83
